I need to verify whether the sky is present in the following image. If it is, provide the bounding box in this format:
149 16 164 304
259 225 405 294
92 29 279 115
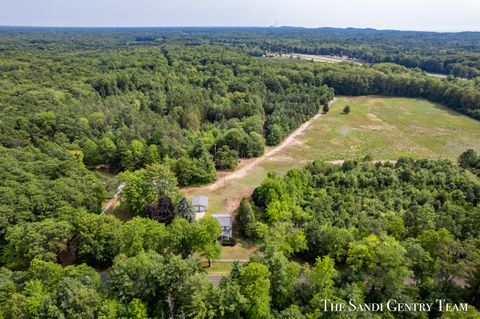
1 0 479 32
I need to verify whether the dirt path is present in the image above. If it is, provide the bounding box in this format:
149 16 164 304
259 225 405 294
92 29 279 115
101 183 125 215
200 98 337 192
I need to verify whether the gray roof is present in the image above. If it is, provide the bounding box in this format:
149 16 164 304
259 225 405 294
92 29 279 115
192 196 208 207
211 214 232 227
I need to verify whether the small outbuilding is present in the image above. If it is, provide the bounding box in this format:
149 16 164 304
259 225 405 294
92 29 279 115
192 196 208 220
211 214 233 241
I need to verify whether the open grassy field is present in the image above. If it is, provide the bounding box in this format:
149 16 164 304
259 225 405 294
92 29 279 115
183 96 480 259
285 96 480 161
270 52 363 64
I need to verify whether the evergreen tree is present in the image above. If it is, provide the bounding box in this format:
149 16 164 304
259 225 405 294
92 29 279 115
458 149 479 169
322 102 329 113
237 198 257 238
175 197 196 222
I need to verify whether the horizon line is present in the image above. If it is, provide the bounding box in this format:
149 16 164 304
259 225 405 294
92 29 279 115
1 25 479 34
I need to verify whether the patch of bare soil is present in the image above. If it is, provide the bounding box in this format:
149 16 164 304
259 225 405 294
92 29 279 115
367 113 384 123
102 197 118 215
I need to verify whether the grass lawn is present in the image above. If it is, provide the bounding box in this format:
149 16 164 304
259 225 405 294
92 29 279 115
205 262 233 275
219 238 258 260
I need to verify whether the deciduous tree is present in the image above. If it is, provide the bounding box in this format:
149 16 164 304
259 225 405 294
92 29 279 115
238 262 271 319
3 219 73 269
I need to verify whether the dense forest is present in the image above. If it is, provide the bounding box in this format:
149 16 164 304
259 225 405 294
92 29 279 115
238 159 480 318
1 27 480 78
243 28 480 79
1 159 480 318
0 28 480 318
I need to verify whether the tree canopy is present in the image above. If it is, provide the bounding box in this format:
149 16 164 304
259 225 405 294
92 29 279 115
1 28 480 319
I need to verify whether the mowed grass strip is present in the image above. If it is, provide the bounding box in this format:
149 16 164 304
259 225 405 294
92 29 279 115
205 262 234 275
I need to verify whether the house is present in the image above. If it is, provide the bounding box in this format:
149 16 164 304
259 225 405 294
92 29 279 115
211 214 233 242
192 195 208 220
